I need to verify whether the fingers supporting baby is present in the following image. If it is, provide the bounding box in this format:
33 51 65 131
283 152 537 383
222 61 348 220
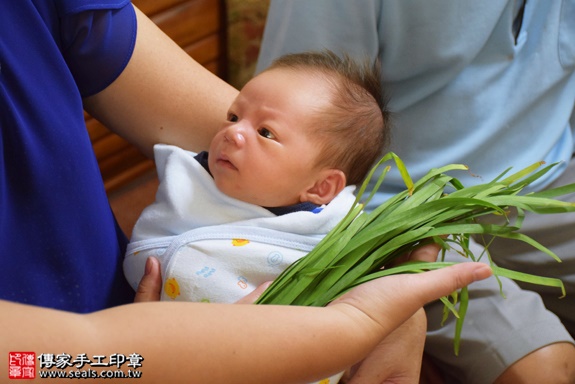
134 257 163 303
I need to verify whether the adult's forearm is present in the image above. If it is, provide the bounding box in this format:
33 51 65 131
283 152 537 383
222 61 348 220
1 301 375 383
1 263 492 383
83 5 238 158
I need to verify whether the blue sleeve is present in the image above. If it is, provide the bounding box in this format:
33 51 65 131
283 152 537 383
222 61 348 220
59 2 137 97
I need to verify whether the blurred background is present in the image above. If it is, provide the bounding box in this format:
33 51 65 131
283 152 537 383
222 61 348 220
99 0 270 237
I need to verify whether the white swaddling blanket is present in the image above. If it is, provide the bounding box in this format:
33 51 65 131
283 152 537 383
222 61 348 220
124 144 356 303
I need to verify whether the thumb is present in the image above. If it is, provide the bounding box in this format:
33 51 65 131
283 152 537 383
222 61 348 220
134 257 163 303
331 262 492 332
412 262 493 304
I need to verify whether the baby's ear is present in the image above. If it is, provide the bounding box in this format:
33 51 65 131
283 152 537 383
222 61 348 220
302 169 347 205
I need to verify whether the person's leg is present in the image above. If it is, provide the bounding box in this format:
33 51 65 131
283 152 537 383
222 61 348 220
424 238 574 384
493 342 575 383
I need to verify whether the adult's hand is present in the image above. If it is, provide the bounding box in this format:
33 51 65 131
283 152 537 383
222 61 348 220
134 257 162 303
329 262 492 342
342 309 427 384
340 242 442 383
328 263 493 382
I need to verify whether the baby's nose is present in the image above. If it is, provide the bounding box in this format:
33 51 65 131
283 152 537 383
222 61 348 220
224 124 247 147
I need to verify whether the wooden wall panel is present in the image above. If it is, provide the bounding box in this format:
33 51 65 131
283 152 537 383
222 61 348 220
153 0 220 47
133 0 187 16
87 0 227 193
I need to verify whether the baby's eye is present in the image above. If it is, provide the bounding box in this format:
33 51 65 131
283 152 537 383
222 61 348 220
228 113 239 122
258 127 276 140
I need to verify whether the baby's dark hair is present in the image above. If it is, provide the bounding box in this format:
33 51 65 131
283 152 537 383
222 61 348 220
267 50 390 185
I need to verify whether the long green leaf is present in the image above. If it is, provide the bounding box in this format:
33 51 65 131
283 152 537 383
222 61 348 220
256 155 575 351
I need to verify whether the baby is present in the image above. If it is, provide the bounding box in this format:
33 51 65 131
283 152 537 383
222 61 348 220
124 50 389 306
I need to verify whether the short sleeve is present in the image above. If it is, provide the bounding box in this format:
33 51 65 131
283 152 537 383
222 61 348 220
59 2 137 97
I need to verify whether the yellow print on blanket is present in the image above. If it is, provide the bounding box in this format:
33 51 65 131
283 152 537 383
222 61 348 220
231 238 250 246
164 277 180 300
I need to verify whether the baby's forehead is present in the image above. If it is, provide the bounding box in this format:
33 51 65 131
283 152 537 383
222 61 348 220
240 68 337 107
261 65 339 84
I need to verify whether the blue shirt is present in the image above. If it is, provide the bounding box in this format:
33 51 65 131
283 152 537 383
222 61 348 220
0 1 136 312
257 0 575 210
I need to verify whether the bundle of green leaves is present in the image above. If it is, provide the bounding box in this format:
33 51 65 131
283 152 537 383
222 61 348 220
256 153 575 354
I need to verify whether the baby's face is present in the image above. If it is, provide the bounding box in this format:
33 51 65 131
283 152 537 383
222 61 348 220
208 68 332 207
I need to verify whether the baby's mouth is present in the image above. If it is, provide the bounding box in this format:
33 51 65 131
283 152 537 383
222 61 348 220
216 154 237 170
